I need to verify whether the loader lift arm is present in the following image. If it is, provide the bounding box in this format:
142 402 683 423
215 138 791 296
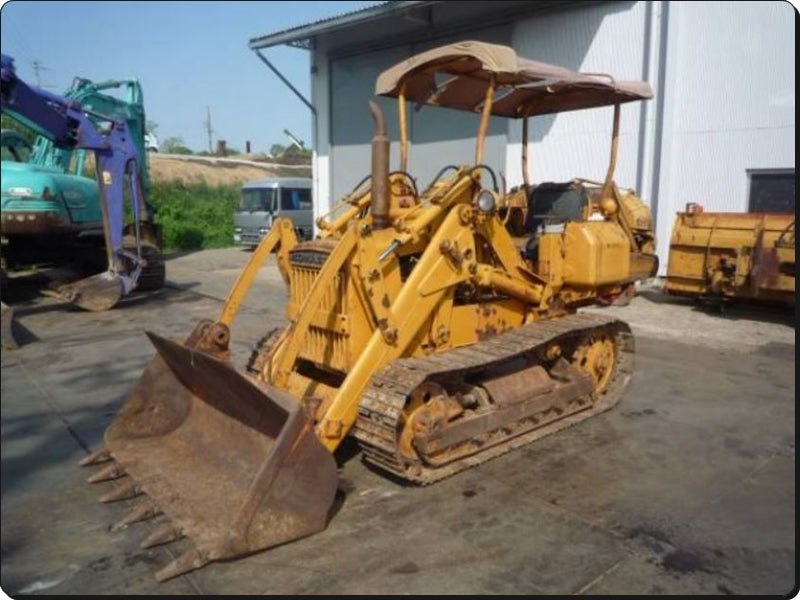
1 53 153 311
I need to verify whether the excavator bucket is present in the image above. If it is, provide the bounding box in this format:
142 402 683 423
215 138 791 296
50 271 124 312
83 321 339 581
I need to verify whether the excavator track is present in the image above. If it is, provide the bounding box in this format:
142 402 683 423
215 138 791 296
133 243 166 292
353 312 633 485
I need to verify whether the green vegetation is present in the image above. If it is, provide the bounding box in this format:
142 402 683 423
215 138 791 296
148 181 239 252
270 143 312 159
1 115 38 144
161 136 194 155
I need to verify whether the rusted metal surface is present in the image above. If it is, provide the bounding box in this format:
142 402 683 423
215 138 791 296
752 221 794 293
49 272 124 312
84 320 339 581
665 208 795 305
369 101 390 230
110 499 161 532
354 312 633 485
481 364 555 407
752 245 782 290
413 363 594 460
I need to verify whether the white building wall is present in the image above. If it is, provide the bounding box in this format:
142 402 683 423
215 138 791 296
656 0 795 265
507 2 650 192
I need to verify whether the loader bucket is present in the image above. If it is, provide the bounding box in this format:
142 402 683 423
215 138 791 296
51 271 124 312
91 329 339 581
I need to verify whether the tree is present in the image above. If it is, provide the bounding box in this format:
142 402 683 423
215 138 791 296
284 145 311 158
162 136 193 155
1 115 37 144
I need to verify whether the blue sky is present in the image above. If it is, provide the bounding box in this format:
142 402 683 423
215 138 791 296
1 0 382 153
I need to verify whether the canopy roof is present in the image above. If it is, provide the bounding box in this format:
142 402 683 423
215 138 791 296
375 40 653 118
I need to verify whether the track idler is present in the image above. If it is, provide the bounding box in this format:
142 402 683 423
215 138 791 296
81 319 339 581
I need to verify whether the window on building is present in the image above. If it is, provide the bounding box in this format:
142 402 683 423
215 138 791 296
748 170 795 213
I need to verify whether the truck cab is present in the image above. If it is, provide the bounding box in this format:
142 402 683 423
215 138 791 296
145 131 159 152
233 177 313 246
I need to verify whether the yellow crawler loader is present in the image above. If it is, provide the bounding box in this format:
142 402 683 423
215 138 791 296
82 41 658 580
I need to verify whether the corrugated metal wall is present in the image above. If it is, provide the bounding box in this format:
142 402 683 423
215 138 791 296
507 1 649 192
328 45 408 202
654 0 795 267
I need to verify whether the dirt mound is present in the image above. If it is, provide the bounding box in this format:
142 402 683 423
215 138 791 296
148 153 311 186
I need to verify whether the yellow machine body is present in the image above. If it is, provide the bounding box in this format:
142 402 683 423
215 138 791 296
664 204 795 305
82 41 659 581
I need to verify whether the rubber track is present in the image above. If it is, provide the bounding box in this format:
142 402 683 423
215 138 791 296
353 312 634 485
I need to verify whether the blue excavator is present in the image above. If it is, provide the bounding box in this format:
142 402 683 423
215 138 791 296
1 53 164 347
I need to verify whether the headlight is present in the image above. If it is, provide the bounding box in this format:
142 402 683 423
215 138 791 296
259 227 268 234
475 189 497 213
234 226 243 233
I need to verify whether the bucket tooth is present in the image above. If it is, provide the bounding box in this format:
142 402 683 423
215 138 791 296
111 500 161 532
100 480 141 503
87 461 125 483
141 523 183 549
79 448 111 466
155 548 209 582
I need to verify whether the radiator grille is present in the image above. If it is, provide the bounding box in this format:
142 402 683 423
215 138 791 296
289 260 349 372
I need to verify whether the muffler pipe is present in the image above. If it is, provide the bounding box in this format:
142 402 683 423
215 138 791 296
369 100 390 230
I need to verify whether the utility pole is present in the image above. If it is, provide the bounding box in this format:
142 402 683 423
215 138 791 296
32 60 54 89
203 106 215 154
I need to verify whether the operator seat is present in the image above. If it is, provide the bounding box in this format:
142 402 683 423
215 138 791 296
524 180 589 262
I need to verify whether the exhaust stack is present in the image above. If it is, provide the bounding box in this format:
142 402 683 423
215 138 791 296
369 100 390 230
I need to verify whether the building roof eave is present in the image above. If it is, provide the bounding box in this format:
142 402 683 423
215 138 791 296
248 1 437 51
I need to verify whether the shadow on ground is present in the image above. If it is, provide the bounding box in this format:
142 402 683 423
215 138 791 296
637 288 795 327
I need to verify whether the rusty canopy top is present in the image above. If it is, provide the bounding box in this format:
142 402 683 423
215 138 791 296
375 40 653 118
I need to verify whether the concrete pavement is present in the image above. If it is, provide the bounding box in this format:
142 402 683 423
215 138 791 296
1 248 795 595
